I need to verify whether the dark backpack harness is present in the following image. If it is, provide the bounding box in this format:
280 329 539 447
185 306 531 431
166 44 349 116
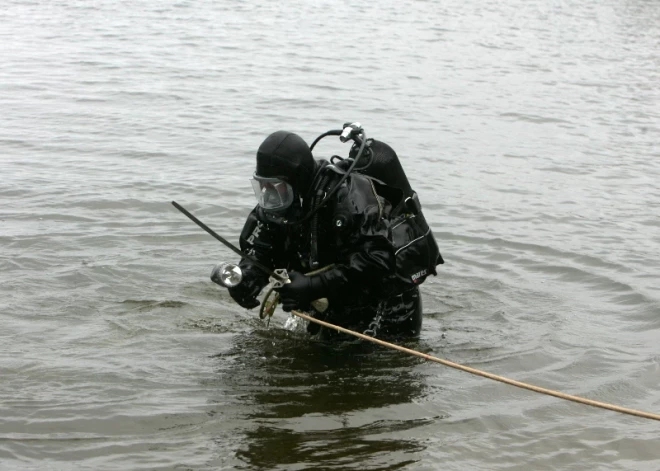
307 138 443 287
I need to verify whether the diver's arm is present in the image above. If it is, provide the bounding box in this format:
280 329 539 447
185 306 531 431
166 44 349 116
225 208 279 309
276 198 395 311
326 177 396 297
275 233 394 312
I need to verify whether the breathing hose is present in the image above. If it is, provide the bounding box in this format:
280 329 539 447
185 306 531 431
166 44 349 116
289 128 368 227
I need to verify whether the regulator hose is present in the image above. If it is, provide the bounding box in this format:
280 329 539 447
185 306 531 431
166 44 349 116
309 172 332 269
289 129 368 226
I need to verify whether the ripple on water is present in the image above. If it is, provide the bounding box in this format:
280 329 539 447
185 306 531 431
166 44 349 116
1 0 659 469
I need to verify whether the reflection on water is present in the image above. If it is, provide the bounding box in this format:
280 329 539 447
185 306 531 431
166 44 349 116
237 421 426 471
212 327 432 470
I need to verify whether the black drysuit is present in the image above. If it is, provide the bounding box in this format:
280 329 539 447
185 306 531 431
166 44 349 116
229 162 439 338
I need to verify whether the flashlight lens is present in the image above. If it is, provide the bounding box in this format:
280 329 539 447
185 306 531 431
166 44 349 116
211 263 243 288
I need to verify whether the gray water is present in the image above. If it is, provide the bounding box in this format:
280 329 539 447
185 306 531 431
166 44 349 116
1 0 659 469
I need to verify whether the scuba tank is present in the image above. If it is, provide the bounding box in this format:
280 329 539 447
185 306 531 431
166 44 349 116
307 123 444 287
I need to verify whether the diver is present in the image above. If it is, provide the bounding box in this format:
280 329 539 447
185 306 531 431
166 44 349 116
214 123 443 338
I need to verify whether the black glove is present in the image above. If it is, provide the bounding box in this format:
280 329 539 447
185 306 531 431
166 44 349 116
212 263 266 310
274 270 327 312
227 283 261 309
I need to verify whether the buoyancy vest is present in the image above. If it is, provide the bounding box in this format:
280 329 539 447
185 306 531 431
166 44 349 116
315 139 444 288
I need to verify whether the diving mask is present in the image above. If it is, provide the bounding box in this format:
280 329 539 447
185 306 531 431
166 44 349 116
250 174 295 211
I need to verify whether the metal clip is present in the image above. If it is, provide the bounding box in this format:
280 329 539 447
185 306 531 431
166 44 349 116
269 268 289 288
363 308 383 338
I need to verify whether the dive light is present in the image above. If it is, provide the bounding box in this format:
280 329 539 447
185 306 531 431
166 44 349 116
211 262 243 288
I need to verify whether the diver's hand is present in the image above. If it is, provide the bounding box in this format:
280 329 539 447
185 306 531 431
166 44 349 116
215 265 264 310
228 287 260 309
274 270 323 312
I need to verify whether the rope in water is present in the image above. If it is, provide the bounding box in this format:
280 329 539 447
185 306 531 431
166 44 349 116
291 310 660 422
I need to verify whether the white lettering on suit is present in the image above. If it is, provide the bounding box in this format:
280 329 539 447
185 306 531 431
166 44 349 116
246 221 263 246
411 269 427 283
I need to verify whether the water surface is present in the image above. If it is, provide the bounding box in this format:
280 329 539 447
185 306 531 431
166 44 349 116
1 0 659 469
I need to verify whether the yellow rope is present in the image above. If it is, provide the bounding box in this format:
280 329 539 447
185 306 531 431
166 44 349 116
291 310 660 422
